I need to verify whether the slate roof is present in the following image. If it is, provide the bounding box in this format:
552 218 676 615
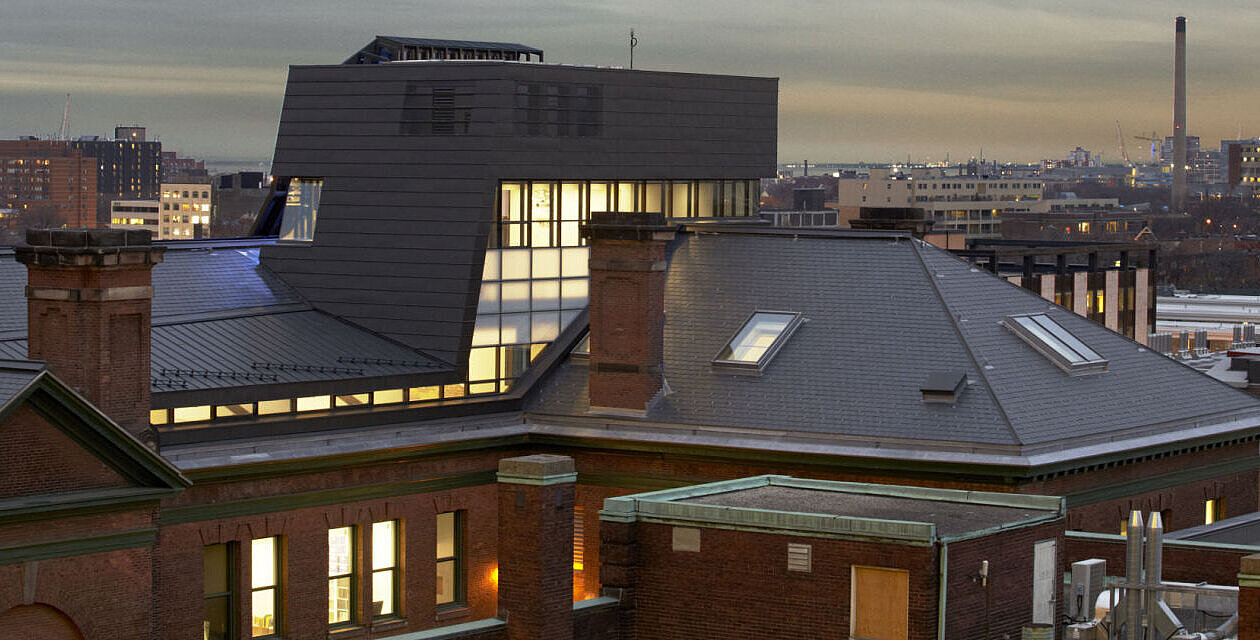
527 227 1260 464
0 359 42 410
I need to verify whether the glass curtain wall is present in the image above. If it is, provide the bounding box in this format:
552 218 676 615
471 179 759 394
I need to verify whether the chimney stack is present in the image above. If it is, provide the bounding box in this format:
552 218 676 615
582 213 676 416
15 229 164 445
1172 16 1187 213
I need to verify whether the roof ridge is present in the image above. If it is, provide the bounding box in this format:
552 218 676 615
910 239 1024 447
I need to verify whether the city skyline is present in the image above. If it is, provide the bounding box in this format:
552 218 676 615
3 0 1260 165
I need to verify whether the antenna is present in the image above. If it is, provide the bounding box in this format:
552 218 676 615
629 29 638 69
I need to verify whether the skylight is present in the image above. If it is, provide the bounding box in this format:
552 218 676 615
1002 313 1108 375
713 311 802 371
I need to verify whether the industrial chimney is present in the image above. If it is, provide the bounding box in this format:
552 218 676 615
1172 16 1187 213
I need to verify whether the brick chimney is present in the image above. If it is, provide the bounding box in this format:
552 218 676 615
497 454 576 640
15 229 164 445
582 213 676 416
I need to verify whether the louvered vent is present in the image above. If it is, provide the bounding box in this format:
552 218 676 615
787 543 812 573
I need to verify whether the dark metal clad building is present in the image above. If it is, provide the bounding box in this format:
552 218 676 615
260 61 778 383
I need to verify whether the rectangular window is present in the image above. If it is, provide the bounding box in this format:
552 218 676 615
436 511 464 606
296 395 331 412
215 404 254 419
328 527 354 626
373 389 404 405
204 543 235 640
150 409 169 425
335 393 369 407
257 399 291 415
251 537 281 637
1206 498 1225 524
173 405 212 423
372 521 400 618
278 178 321 242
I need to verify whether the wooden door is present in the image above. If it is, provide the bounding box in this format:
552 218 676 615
851 566 909 640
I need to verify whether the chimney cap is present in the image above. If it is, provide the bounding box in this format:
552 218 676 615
25 228 153 248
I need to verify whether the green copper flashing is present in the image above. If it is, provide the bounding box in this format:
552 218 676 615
600 474 1062 543
0 527 156 565
378 617 505 640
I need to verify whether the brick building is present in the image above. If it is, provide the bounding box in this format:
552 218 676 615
0 139 97 230
4 40 1260 640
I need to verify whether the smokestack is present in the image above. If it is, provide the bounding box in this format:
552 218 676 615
1125 510 1144 640
1172 16 1187 213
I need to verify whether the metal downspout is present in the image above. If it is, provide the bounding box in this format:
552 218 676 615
938 542 948 640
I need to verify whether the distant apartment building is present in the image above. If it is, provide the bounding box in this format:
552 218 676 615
212 171 270 234
71 126 162 223
109 200 160 234
159 183 212 238
1226 139 1260 188
0 139 98 228
836 167 1043 238
160 151 207 181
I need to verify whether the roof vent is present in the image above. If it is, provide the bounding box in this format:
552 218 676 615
920 371 967 404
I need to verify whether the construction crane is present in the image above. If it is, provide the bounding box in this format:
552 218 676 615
1115 121 1132 167
1133 131 1162 164
58 93 70 141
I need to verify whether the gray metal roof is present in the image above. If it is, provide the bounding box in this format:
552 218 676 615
528 228 1260 462
150 309 447 393
1167 511 1260 546
0 359 42 409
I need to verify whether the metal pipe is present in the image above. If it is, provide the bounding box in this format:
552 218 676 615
1125 510 1145 640
937 543 948 640
1145 511 1164 640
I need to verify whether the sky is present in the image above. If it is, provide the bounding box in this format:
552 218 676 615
3 0 1260 166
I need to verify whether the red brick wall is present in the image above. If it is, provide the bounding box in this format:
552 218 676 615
945 521 1065 639
587 233 669 412
497 475 573 640
155 483 501 640
26 261 156 439
0 547 154 640
605 520 939 640
0 603 86 640
1241 584 1260 640
0 406 128 499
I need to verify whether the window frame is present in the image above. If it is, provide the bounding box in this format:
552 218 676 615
371 520 402 620
204 543 237 640
711 310 804 373
328 526 356 628
250 536 283 638
435 511 466 609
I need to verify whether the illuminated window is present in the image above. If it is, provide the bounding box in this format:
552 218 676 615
436 511 464 606
150 409 169 425
278 178 322 242
251 537 281 637
371 521 399 618
257 399 291 415
328 527 354 626
573 507 585 571
173 405 212 423
373 389 404 405
215 404 254 418
1206 498 1225 524
1002 313 1108 375
204 543 235 640
408 386 440 402
335 394 369 407
713 311 803 371
296 395 331 412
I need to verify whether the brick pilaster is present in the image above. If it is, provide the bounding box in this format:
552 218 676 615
14 228 164 445
497 454 576 640
1239 553 1260 640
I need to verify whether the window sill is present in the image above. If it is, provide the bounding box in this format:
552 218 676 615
328 624 365 639
371 617 407 633
435 605 470 622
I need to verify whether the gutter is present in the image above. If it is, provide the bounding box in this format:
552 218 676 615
938 542 948 640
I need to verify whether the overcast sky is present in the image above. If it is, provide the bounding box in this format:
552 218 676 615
3 1 1259 165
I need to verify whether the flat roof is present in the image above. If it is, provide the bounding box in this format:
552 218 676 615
601 475 1063 543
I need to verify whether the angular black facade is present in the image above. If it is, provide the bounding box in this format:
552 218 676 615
262 61 778 367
